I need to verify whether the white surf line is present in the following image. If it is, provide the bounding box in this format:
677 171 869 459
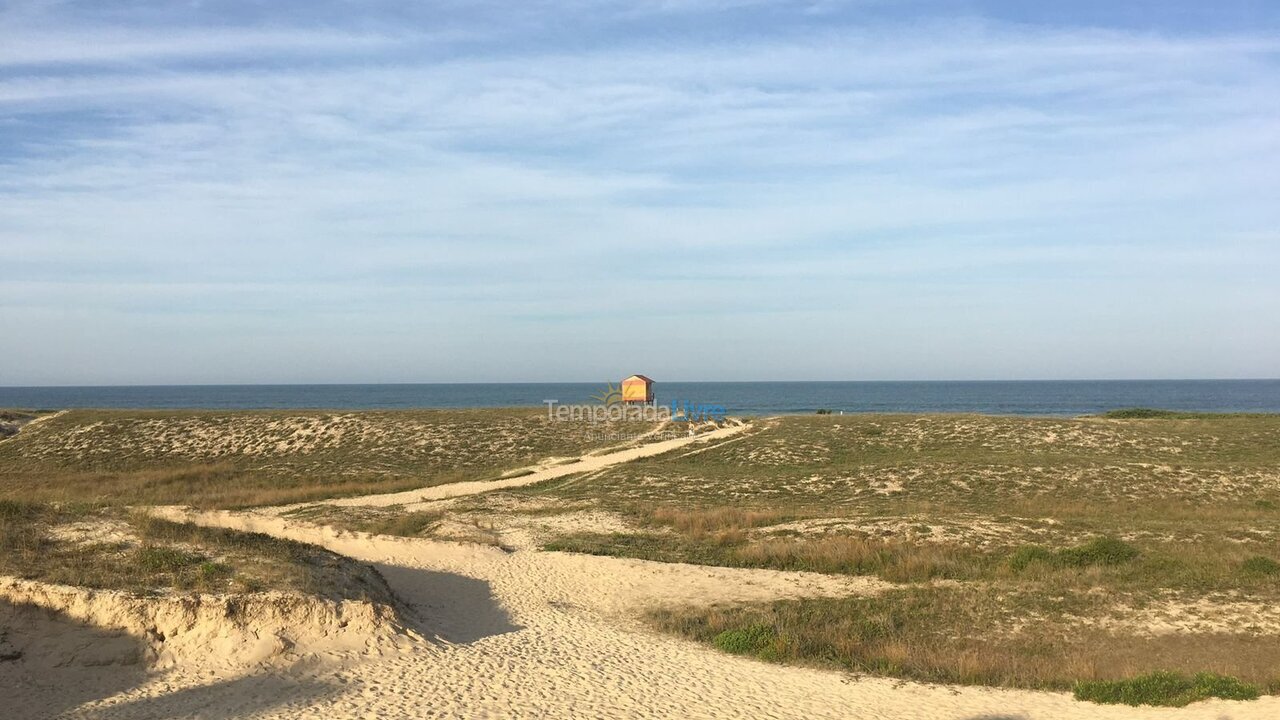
319 420 750 508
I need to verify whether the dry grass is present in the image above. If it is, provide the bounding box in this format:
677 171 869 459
282 505 508 548
283 505 444 537
525 413 1280 701
547 528 989 582
526 413 1280 512
0 500 391 600
651 585 1280 695
0 408 659 507
646 507 787 535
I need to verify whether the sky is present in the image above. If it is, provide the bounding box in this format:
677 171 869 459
1 1 1278 385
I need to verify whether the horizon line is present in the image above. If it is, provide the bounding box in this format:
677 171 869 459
3 378 1279 390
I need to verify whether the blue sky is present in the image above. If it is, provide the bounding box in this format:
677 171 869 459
1 1 1278 384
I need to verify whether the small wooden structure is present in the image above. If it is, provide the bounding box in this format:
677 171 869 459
621 374 654 404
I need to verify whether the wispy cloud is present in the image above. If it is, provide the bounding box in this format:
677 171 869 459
1 2 1277 383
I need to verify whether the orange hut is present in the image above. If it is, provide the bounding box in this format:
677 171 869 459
621 374 654 404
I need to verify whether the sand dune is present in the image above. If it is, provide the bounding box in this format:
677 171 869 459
320 420 748 509
8 422 1279 718
54 506 1272 720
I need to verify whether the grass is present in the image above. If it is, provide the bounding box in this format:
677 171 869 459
0 406 654 599
0 407 659 507
1074 671 1260 707
7 407 1280 699
283 504 508 548
547 530 990 582
652 586 1280 697
0 500 390 598
1008 537 1139 571
514 413 1280 701
520 413 1280 513
284 505 445 538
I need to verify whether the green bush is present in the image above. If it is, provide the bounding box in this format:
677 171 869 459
1074 671 1259 707
1009 537 1138 572
713 623 775 655
1057 536 1140 567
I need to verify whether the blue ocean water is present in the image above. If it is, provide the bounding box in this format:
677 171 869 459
1 380 1278 416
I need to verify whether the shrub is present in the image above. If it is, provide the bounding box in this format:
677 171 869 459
1074 671 1259 707
713 623 775 656
1057 536 1140 567
1009 537 1138 572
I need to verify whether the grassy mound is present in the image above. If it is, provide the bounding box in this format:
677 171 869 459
0 408 658 508
0 500 391 599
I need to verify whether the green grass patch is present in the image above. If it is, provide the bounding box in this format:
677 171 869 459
713 624 779 657
1241 555 1280 576
1074 671 1259 707
652 587 1279 697
1009 536 1138 571
134 546 204 572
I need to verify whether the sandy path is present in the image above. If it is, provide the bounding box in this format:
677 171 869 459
67 508 1276 720
29 423 1280 719
320 421 748 508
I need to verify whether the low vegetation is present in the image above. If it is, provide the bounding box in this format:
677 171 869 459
652 586 1280 703
522 413 1280 703
1073 671 1260 707
0 500 388 599
5 407 1280 703
0 408 658 507
283 504 507 548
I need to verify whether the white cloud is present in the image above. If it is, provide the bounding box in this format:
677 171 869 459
1 7 1277 382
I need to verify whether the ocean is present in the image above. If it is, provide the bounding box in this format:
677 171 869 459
1 380 1278 416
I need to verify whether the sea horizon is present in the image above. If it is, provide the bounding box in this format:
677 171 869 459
4 379 1278 416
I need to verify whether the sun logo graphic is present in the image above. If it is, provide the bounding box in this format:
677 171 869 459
591 382 624 407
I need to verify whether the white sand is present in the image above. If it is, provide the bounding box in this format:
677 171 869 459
7 422 1278 719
